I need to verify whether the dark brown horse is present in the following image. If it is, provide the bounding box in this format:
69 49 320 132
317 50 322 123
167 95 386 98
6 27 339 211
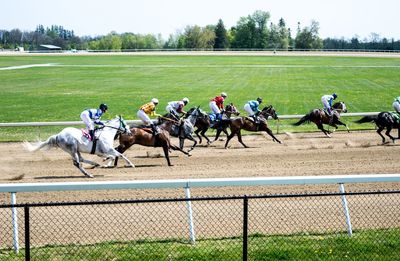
114 125 190 167
355 112 400 143
293 101 349 137
190 103 240 145
224 105 282 148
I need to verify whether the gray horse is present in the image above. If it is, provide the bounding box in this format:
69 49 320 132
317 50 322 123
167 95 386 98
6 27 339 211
157 107 202 152
24 116 134 178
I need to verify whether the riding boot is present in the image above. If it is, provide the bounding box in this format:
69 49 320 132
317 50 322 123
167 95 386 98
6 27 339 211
89 129 95 141
150 124 159 136
251 115 258 123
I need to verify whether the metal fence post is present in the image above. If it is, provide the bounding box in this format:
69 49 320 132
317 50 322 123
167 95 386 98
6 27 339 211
11 192 19 253
184 185 196 244
24 206 30 261
243 196 248 261
339 183 353 236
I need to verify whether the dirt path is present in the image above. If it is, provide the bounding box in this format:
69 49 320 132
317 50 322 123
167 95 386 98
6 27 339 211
0 130 399 203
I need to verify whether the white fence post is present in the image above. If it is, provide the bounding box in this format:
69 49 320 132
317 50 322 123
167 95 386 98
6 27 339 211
339 183 353 236
184 185 196 244
11 192 19 253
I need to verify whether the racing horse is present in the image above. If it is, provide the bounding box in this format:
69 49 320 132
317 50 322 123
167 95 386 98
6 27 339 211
113 124 191 167
224 105 282 148
23 116 134 178
355 112 400 143
293 101 349 137
190 103 240 145
157 107 202 152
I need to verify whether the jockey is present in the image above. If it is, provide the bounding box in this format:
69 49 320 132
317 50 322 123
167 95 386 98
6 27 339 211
209 92 227 121
321 93 337 116
393 96 400 114
166 97 189 120
137 98 161 135
80 103 108 141
244 97 262 123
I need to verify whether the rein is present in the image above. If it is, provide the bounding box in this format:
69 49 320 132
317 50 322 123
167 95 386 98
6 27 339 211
159 115 180 124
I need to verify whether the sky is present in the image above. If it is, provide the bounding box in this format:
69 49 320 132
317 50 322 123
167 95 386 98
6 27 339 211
1 0 399 40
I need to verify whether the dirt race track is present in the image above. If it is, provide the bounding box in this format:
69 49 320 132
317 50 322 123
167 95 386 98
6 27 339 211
0 130 399 203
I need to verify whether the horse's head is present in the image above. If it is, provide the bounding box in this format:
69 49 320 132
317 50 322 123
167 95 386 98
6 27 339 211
107 115 131 134
184 106 202 124
225 103 240 116
333 101 347 113
260 105 278 120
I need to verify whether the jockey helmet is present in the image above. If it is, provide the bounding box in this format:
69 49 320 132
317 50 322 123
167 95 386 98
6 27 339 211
151 98 159 105
257 97 263 104
99 103 108 112
182 97 189 105
332 93 337 99
221 92 227 98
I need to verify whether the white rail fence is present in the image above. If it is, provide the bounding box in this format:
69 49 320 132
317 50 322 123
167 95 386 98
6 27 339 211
1 174 400 253
0 111 379 127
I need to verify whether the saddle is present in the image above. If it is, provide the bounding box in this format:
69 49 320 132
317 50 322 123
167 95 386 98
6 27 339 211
81 129 98 154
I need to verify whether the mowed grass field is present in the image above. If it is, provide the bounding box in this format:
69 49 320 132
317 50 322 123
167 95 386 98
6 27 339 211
1 54 400 140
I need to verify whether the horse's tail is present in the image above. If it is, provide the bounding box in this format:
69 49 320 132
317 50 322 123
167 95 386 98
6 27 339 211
23 135 58 152
293 113 311 126
354 115 378 124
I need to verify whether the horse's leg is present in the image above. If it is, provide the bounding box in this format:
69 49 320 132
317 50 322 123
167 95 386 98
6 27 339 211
80 158 101 168
71 152 94 178
105 148 135 168
336 120 350 132
186 135 197 152
179 137 185 150
113 143 129 167
236 131 249 148
264 128 282 143
200 129 211 144
170 144 190 156
194 128 203 144
384 126 396 143
213 129 222 142
162 145 173 166
317 123 331 137
376 127 386 143
224 130 237 149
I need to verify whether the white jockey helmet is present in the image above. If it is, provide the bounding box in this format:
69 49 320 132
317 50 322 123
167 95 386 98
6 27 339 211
151 98 159 104
182 97 189 104
221 92 227 98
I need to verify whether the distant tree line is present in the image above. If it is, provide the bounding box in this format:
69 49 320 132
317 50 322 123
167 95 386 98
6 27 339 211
1 10 399 51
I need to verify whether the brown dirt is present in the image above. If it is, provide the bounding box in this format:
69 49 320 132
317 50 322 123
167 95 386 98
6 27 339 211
0 130 399 203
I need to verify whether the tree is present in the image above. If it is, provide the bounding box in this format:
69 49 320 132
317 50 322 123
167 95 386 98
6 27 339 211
182 25 215 49
295 20 323 49
214 19 229 49
231 10 270 49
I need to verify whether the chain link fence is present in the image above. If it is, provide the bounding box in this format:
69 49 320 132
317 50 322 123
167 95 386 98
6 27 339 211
0 190 399 260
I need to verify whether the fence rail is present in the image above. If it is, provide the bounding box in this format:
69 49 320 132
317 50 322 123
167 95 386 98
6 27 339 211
1 189 399 260
0 112 380 127
1 174 400 257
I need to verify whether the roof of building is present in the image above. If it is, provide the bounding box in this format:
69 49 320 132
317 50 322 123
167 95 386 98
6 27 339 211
39 44 61 49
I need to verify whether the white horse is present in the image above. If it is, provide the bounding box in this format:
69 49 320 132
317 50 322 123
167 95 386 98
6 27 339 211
24 116 134 178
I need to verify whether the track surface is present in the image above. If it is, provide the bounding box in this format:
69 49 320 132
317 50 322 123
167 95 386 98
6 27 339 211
0 130 399 203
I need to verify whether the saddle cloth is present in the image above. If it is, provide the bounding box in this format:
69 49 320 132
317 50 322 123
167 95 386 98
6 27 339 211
81 129 91 140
